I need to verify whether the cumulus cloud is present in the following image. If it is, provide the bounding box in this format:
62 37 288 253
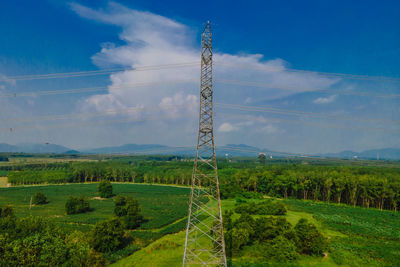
260 124 279 134
68 2 344 148
218 122 238 132
313 95 337 104
0 74 16 91
70 2 338 115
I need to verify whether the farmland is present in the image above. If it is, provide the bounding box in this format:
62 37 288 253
113 198 400 267
0 155 399 266
0 183 190 230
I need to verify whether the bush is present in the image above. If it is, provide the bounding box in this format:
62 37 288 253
65 196 91 215
253 216 293 242
98 180 113 198
235 199 287 215
32 192 48 205
90 218 126 253
0 216 105 267
294 218 327 256
114 196 143 229
259 236 299 262
0 206 14 218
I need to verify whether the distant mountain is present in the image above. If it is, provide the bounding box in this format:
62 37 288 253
0 143 73 154
323 148 400 160
0 143 18 152
1 142 399 160
84 144 170 154
216 144 263 157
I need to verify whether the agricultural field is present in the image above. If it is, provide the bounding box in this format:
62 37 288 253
0 176 8 187
0 183 190 230
113 197 400 266
1 156 400 266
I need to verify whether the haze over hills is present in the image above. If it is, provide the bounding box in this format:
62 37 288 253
0 143 71 154
1 143 400 160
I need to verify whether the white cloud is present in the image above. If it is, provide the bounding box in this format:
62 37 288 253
0 74 16 91
71 2 339 117
260 124 279 134
313 95 337 104
68 2 348 149
218 122 238 132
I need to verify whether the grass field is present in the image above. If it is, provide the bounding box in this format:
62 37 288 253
1 183 399 266
0 183 190 231
0 177 8 187
112 197 400 267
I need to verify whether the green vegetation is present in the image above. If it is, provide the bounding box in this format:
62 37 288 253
0 211 106 266
32 192 48 205
283 199 400 266
99 180 113 198
234 199 286 215
8 170 71 185
223 201 327 264
4 157 400 212
90 218 127 253
0 183 190 230
0 183 191 266
0 177 8 187
1 155 399 266
114 196 144 229
65 196 91 215
0 206 14 218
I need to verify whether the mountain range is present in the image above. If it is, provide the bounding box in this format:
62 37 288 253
0 143 400 160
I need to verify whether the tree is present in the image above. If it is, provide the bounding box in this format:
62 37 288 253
0 206 14 218
32 192 48 205
65 196 91 215
258 153 266 164
259 236 299 262
98 180 113 198
90 218 125 253
294 218 326 256
114 196 143 229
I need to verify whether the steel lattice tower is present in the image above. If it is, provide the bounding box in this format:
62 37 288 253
183 22 227 266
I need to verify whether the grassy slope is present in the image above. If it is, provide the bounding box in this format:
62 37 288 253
113 198 400 267
0 183 190 231
0 177 7 187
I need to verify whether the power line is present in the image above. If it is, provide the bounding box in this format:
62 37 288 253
215 79 400 99
215 102 400 124
0 79 197 98
0 62 200 81
1 77 399 100
214 62 400 82
216 111 400 134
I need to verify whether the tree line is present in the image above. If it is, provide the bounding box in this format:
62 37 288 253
5 160 400 211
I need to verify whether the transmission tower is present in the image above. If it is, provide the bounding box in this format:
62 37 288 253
183 22 227 266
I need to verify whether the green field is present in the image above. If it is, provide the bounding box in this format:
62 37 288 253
0 177 7 187
112 197 400 267
0 183 190 231
1 182 399 266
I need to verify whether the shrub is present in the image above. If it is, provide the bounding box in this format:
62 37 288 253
0 216 105 267
294 218 327 256
114 196 143 229
90 218 126 253
235 199 287 215
259 236 299 262
32 192 48 205
98 180 113 198
0 206 14 218
253 216 293 242
65 196 91 215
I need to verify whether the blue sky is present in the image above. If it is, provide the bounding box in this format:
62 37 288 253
0 0 399 153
